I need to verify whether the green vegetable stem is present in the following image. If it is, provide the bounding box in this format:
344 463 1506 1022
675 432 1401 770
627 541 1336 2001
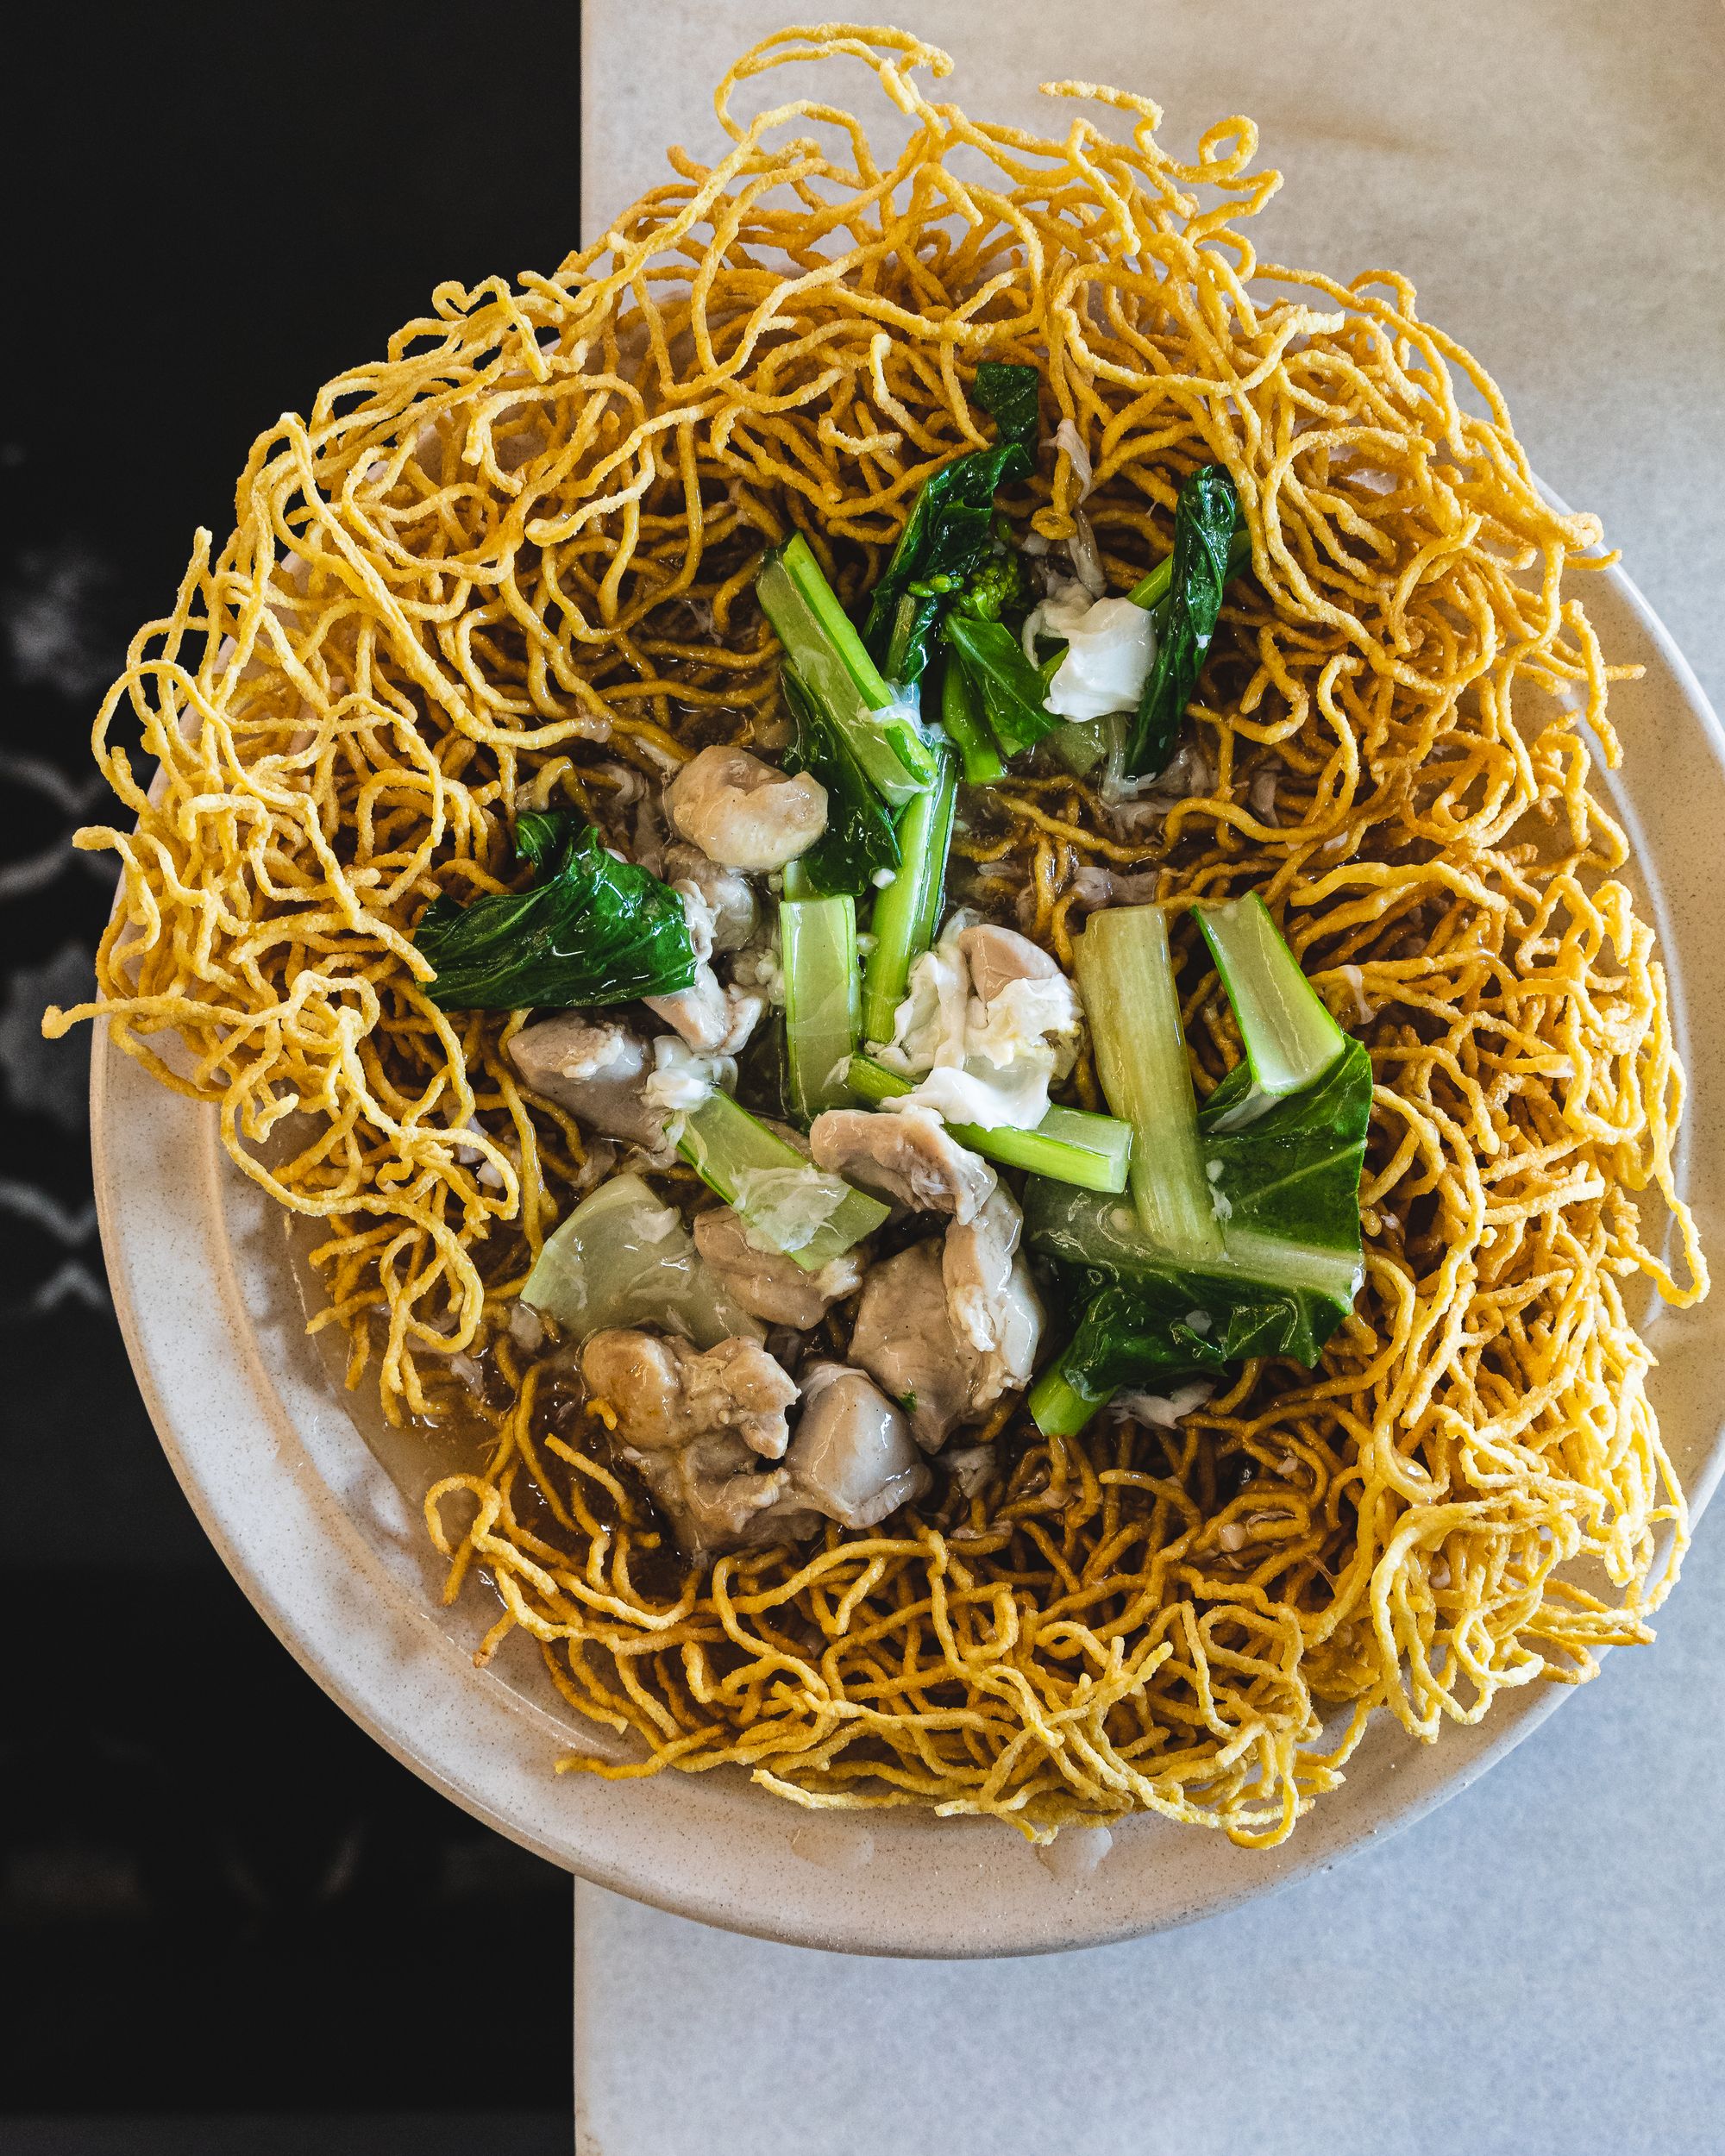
782 894 861 1120
756 535 937 807
859 745 957 1046
846 1056 1132 1193
675 1092 888 1269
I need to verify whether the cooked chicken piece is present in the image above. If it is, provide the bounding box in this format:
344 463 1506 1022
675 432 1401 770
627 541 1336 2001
956 922 1062 1006
581 1329 798 1460
508 1016 668 1150
942 1188 1044 1412
692 1207 867 1329
807 1105 996 1223
645 966 766 1055
786 1363 931 1530
627 1427 814 1558
847 1240 976 1451
663 843 758 954
666 745 826 872
942 1445 1000 1502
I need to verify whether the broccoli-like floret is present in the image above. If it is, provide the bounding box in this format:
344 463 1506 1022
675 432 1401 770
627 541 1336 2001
948 545 1032 628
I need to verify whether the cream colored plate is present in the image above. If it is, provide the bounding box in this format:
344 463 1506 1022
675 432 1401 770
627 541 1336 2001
91 552 1725 1958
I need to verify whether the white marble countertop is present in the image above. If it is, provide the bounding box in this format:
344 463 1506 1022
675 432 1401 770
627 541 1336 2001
574 4 1725 2148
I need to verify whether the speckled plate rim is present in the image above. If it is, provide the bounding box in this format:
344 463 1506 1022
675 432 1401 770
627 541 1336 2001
90 544 1725 1959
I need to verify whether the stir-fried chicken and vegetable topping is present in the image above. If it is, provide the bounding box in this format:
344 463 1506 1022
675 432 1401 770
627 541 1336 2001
415 379 1371 1560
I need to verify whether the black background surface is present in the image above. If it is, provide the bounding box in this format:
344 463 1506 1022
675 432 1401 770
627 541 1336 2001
2 3 589 2133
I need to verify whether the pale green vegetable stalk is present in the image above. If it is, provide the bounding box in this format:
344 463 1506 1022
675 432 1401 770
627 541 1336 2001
1072 905 1222 1260
675 1092 888 1270
845 1056 1131 1194
1192 891 1346 1117
859 745 957 1045
782 893 860 1120
756 534 936 807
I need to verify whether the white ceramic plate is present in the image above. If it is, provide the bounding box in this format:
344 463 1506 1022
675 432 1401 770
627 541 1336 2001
91 549 1725 1959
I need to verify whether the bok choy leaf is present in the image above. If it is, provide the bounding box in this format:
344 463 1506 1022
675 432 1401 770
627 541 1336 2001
414 815 696 1010
1123 464 1243 782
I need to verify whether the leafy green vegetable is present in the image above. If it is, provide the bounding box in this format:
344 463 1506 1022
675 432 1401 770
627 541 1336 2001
1026 892 1373 1434
1028 1269 1337 1437
859 744 957 1044
1025 1180 1358 1437
1124 464 1242 781
862 442 1032 686
1200 1037 1373 1261
781 669 900 897
938 650 1004 785
944 615 1063 755
756 536 936 807
511 810 567 873
972 360 1041 454
860 365 1038 686
676 1091 889 1270
414 815 696 1011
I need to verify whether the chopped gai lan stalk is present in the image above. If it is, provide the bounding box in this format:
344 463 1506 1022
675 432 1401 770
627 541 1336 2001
414 813 696 1010
1029 895 1371 1434
846 1056 1132 1193
756 535 936 807
676 1091 889 1270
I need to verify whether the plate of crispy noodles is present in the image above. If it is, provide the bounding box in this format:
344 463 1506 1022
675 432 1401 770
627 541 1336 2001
59 27 1723 1954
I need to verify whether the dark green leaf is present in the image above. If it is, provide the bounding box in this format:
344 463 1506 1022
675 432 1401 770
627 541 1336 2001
512 809 568 872
972 361 1041 454
1125 464 1241 780
1054 1263 1337 1399
1198 1037 1373 1256
945 614 1062 755
781 669 900 897
862 440 1032 685
414 819 697 1010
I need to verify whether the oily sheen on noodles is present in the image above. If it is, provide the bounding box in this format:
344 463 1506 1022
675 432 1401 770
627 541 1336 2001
46 26 1706 1843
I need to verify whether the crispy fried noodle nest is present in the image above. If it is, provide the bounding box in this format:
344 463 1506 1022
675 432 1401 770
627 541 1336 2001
47 26 1708 1846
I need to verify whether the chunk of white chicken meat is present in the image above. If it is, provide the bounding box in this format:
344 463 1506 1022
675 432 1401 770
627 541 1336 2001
783 1363 931 1530
845 1239 977 1451
875 913 1083 1132
662 842 758 955
630 1425 809 1559
848 1198 1044 1451
807 1105 996 1224
692 1206 866 1329
956 922 1061 1006
941 1188 1043 1414
583 1328 800 1461
508 1016 670 1151
666 744 826 872
644 964 765 1056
